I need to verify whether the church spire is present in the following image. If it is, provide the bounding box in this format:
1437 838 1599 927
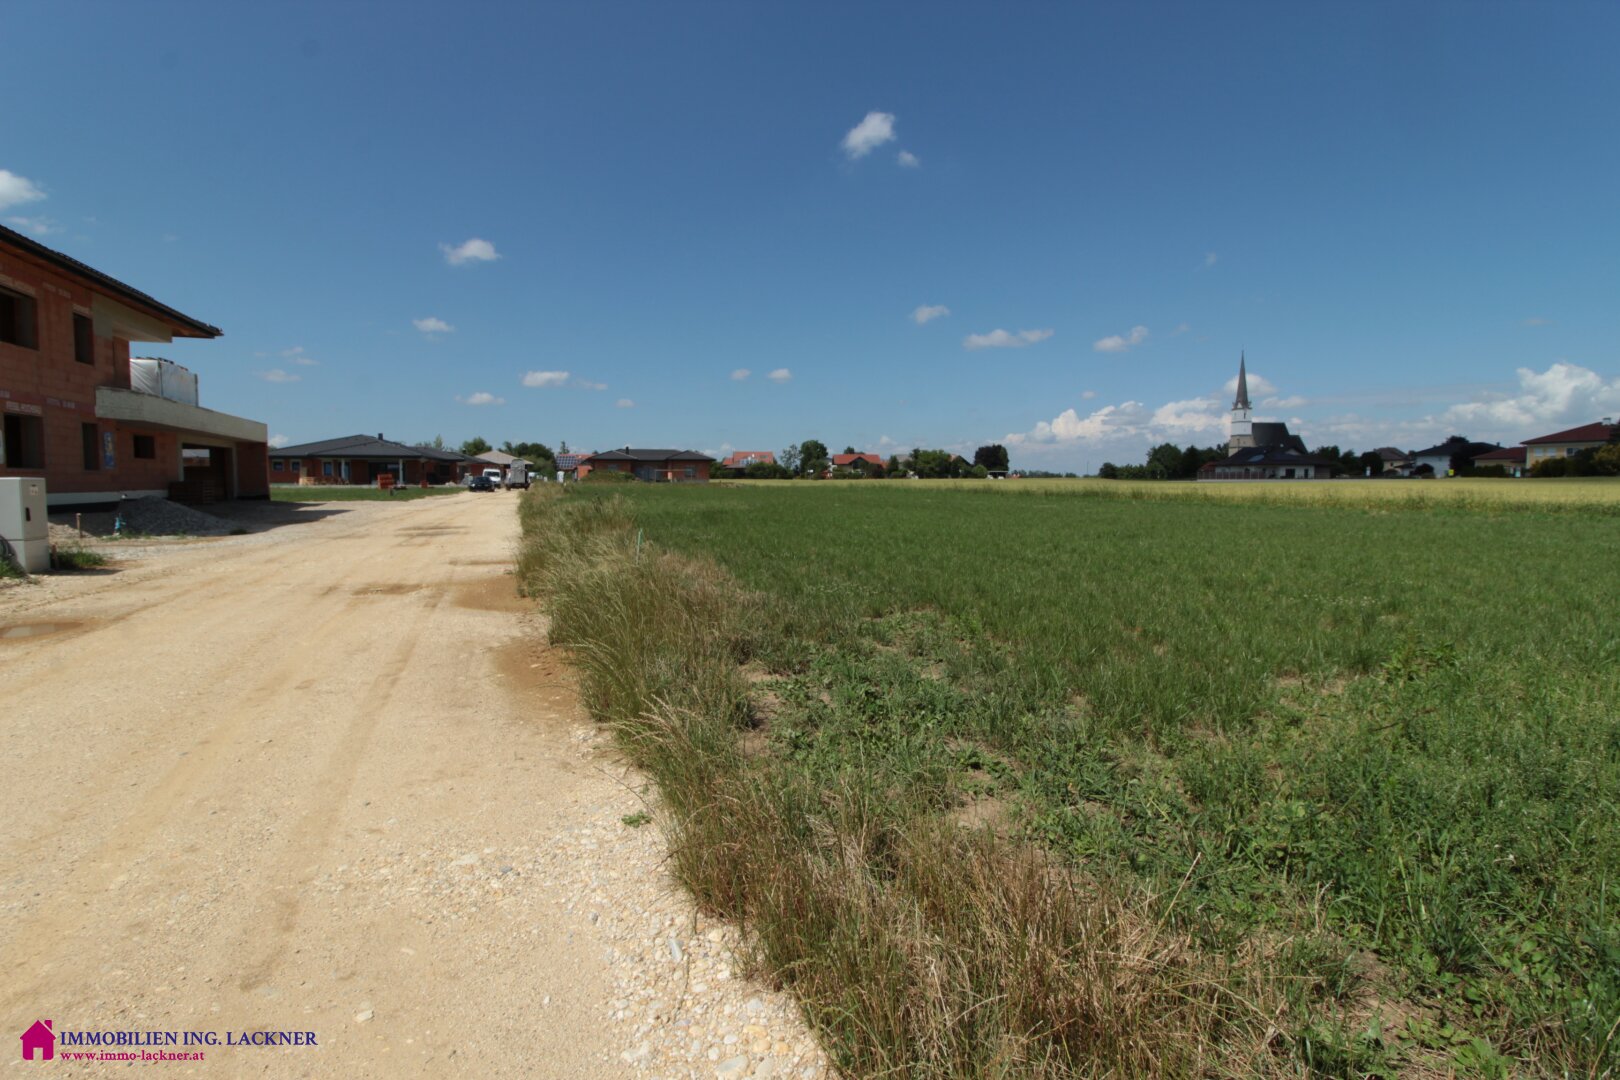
1233 352 1252 410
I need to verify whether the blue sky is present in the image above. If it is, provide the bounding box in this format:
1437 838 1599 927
5 1 1618 470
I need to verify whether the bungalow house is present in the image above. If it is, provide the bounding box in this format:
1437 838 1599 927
1411 438 1501 477
580 447 714 482
0 223 268 506
1373 447 1415 476
718 450 775 477
831 452 885 474
1522 419 1616 471
269 434 473 486
1472 446 1527 476
555 452 587 479
473 449 535 480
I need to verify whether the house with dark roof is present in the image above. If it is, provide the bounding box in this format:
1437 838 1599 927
1522 419 1616 472
579 447 714 482
1412 437 1502 477
1472 445 1527 476
268 434 475 487
1199 355 1335 480
0 223 268 506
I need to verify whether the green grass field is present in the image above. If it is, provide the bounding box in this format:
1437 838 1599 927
268 484 465 502
522 480 1619 1077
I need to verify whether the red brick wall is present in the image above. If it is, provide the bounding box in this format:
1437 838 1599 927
0 242 260 500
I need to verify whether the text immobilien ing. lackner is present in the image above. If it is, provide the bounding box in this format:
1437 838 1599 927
0 223 267 506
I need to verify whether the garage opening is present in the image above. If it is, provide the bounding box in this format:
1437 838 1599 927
171 444 234 504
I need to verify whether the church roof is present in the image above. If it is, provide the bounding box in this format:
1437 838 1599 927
1250 422 1308 454
1206 445 1338 469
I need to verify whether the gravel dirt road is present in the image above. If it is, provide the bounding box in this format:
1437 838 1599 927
0 493 826 1078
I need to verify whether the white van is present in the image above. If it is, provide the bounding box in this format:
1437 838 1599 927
505 461 530 489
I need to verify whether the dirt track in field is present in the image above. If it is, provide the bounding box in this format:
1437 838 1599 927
0 492 632 1076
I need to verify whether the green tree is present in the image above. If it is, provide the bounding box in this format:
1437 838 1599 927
1098 462 1119 479
798 439 829 477
460 436 492 456
1357 450 1385 477
1146 442 1183 480
973 444 1010 472
779 444 802 475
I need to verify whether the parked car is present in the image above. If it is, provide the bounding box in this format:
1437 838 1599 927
467 473 496 492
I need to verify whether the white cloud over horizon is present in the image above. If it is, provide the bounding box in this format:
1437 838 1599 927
912 304 949 325
458 391 505 406
897 150 920 168
1002 361 1620 469
281 346 319 366
616 398 635 408
731 368 752 381
258 369 300 383
0 170 46 211
841 111 897 159
1093 325 1149 353
964 328 1053 350
767 368 793 382
413 316 454 334
268 434 290 449
441 237 500 266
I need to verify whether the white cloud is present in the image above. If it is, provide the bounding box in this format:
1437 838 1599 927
1263 395 1308 409
1149 397 1226 435
731 368 751 381
1093 325 1149 353
0 170 46 211
1081 389 1098 399
616 398 635 408
912 304 949 325
767 368 793 383
1521 316 1550 327
1007 401 1147 446
521 370 605 391
1441 361 1620 431
458 391 505 406
964 328 1054 350
281 346 319 367
1171 322 1191 336
441 237 500 266
6 216 57 236
841 111 896 159
258 369 300 383
413 316 454 334
1203 252 1218 268
897 150 920 168
268 434 290 449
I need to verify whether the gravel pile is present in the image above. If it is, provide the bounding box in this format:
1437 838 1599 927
118 498 233 536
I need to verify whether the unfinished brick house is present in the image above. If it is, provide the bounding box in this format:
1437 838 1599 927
0 224 268 506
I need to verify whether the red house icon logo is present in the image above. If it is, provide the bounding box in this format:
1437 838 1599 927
20 1019 54 1061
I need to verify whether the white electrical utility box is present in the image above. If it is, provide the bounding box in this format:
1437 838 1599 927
0 477 49 574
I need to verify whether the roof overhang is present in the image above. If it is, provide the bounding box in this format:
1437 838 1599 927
96 386 267 443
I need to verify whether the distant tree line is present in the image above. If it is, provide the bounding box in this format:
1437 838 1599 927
419 435 560 476
754 441 1014 480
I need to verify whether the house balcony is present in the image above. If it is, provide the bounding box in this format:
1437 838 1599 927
95 385 267 445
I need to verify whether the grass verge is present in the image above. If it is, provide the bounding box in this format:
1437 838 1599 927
50 545 107 571
519 488 1288 1076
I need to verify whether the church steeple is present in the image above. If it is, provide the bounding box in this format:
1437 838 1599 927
1228 353 1255 449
